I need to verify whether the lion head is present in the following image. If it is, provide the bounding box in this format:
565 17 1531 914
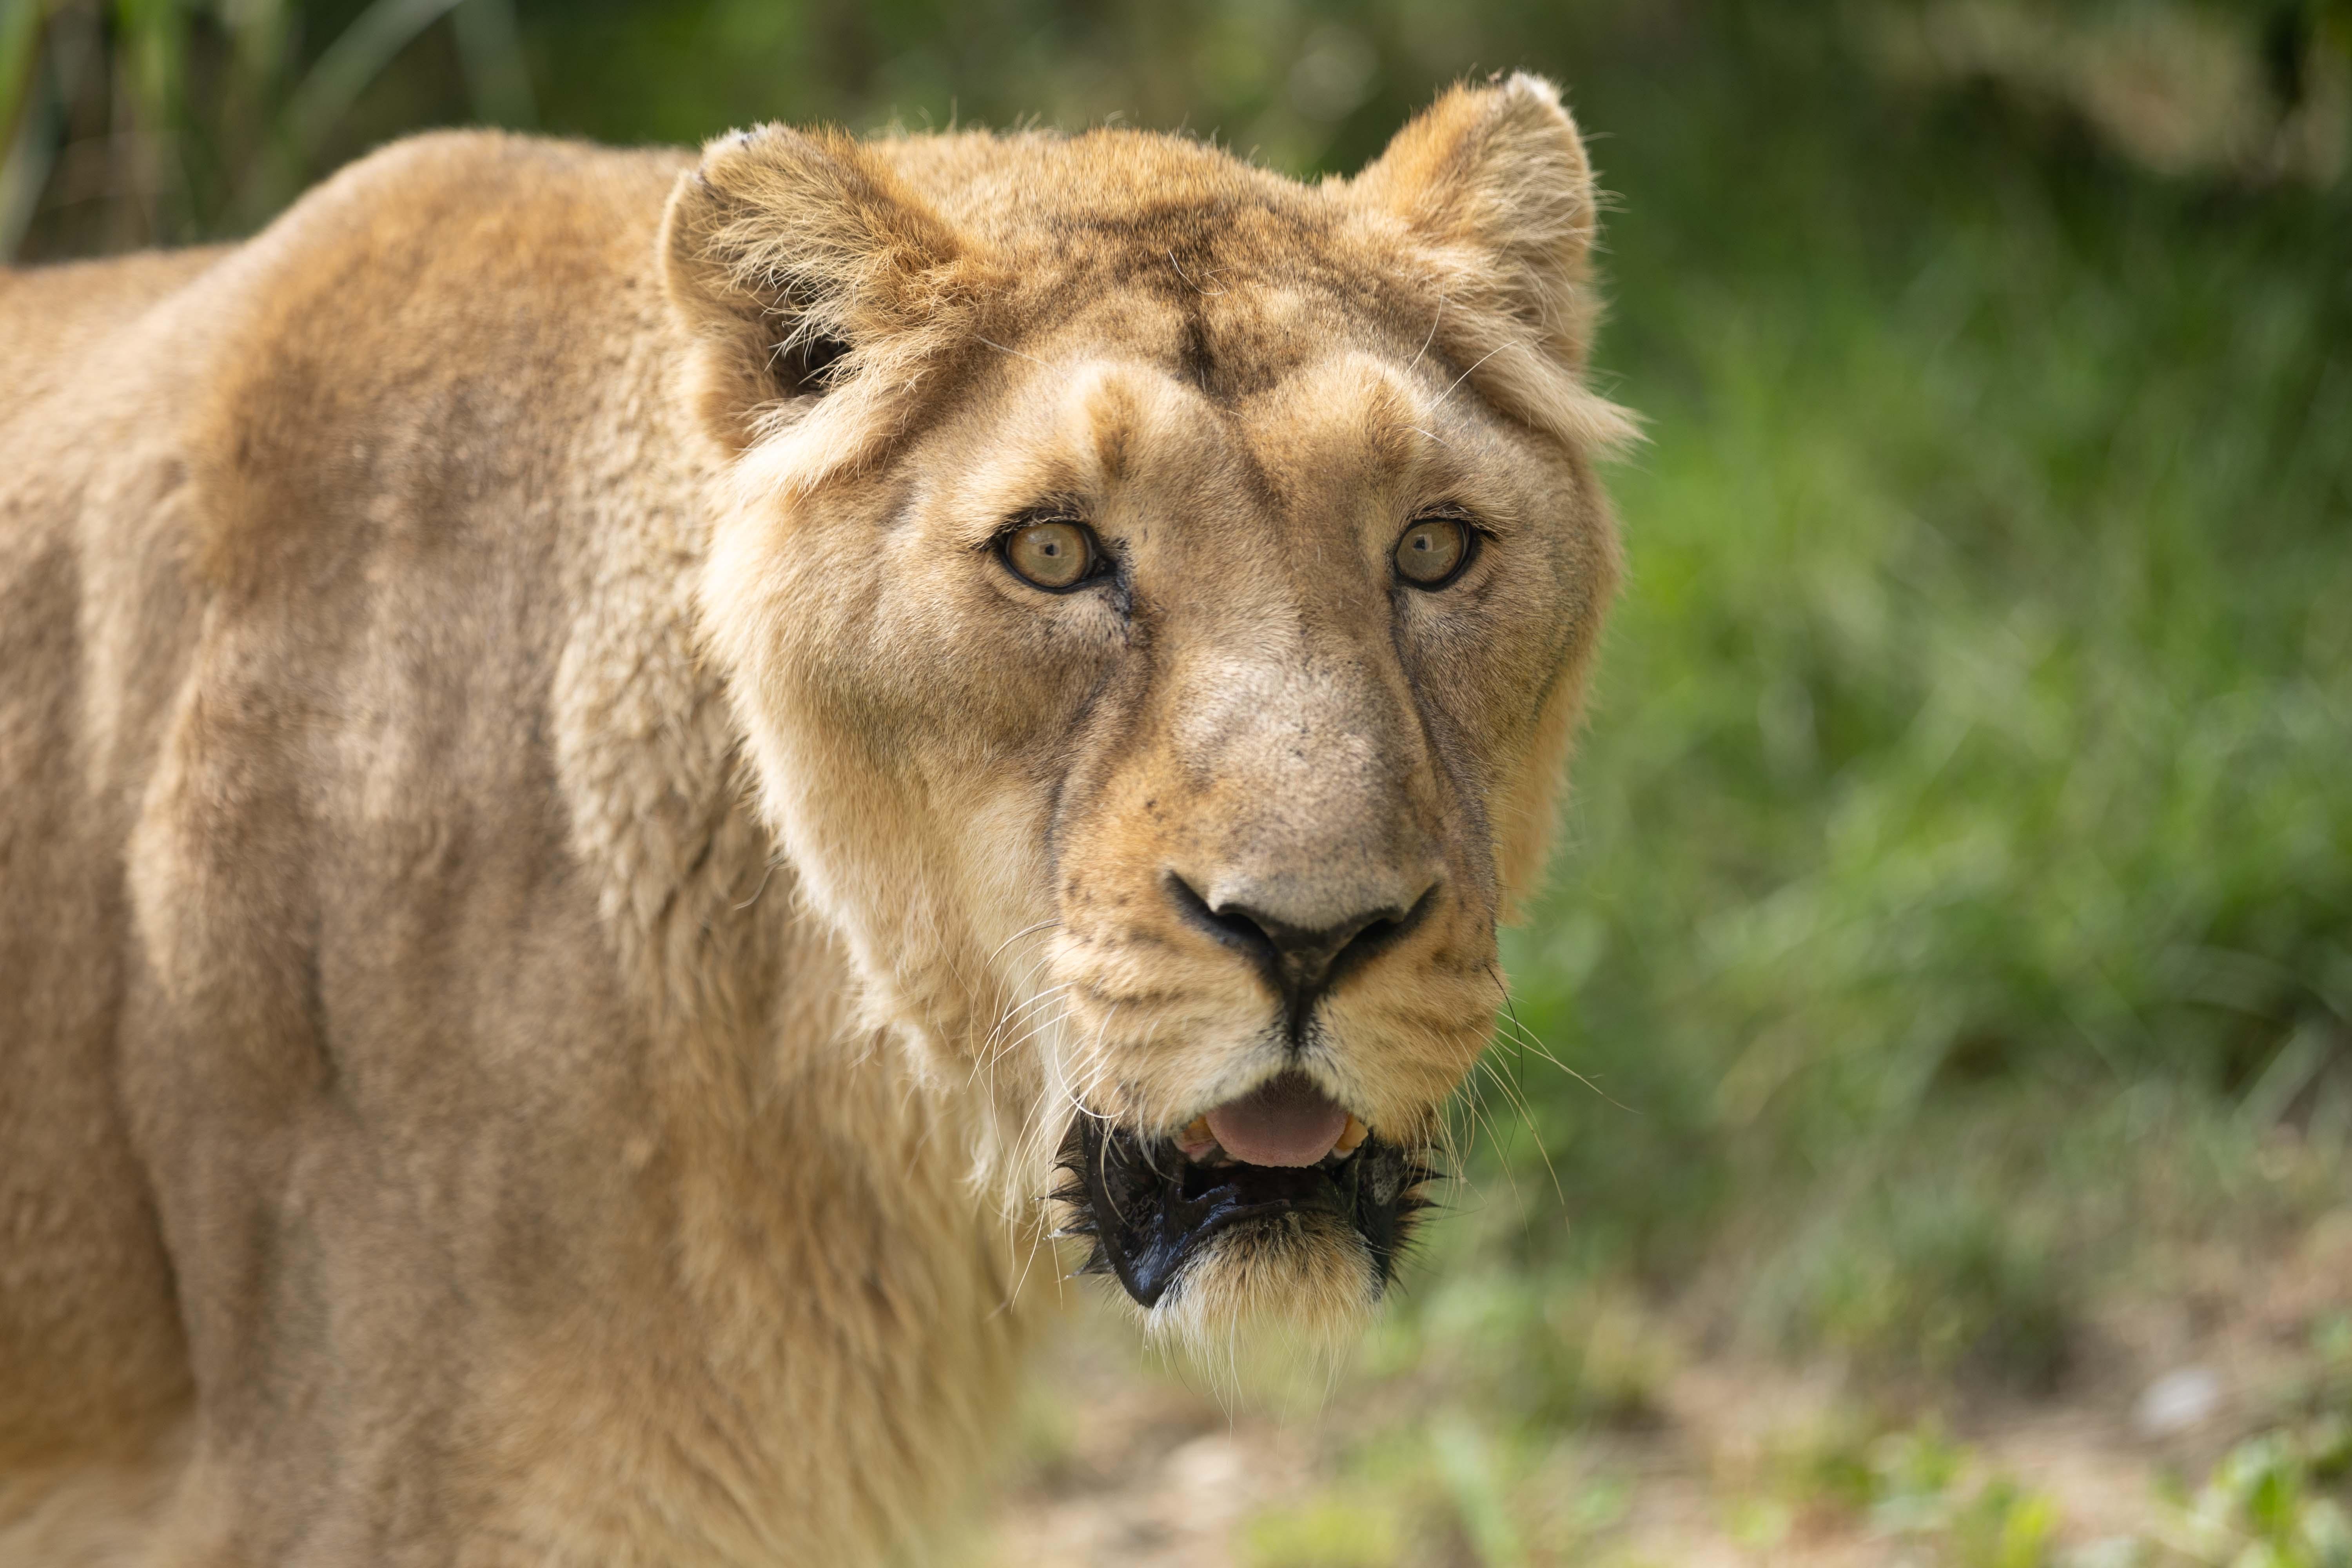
662 74 1630 1347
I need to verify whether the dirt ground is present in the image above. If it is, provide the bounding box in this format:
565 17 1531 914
981 1211 2352 1567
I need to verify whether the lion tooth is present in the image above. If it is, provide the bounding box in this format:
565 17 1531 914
1179 1116 1215 1159
1334 1114 1369 1155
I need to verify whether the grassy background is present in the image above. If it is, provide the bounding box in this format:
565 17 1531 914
7 0 2350 1560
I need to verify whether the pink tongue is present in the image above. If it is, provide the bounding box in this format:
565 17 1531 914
1203 1074 1349 1168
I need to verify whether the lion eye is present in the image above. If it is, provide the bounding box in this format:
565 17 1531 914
1002 519 1098 591
1393 514 1472 588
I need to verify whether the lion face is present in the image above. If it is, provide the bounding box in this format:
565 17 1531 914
668 75 1629 1341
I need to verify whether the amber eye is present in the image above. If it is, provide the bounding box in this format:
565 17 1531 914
1001 519 1098 591
1394 513 1473 588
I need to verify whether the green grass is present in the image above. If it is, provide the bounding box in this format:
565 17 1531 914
1461 17 2352 1310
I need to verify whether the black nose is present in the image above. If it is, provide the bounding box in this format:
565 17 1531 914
1165 872 1437 1039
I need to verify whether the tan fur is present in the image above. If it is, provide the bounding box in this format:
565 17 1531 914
0 76 1625 1564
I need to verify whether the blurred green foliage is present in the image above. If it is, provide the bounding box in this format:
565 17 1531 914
2161 1427 2352 1567
1784 1421 2062 1567
1481 2 2352 1366
7 0 2352 1515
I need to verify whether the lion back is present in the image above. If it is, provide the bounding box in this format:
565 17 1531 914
0 132 801 1542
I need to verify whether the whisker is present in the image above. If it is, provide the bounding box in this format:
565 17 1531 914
1435 342 1509 407
985 918 1061 967
1474 1053 1564 1209
1486 963 1630 1113
976 336 1057 372
1407 293 1445 376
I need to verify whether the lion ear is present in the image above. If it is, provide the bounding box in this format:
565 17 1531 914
661 125 975 450
1351 73 1601 371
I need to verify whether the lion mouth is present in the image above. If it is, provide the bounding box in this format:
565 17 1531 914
1054 1073 1434 1308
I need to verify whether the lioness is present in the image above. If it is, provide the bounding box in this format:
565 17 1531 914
0 73 1628 1563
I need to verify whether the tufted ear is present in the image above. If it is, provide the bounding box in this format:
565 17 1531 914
1352 73 1602 372
661 125 981 450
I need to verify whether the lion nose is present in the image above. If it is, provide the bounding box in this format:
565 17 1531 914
1165 871 1438 1033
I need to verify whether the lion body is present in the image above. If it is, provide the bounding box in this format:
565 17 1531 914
0 81 1624 1564
0 138 1018 1564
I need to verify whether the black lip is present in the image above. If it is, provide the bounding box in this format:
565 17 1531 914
1053 1115 1433 1308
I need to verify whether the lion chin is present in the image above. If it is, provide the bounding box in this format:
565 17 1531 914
0 70 1626 1568
1052 1074 1435 1347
